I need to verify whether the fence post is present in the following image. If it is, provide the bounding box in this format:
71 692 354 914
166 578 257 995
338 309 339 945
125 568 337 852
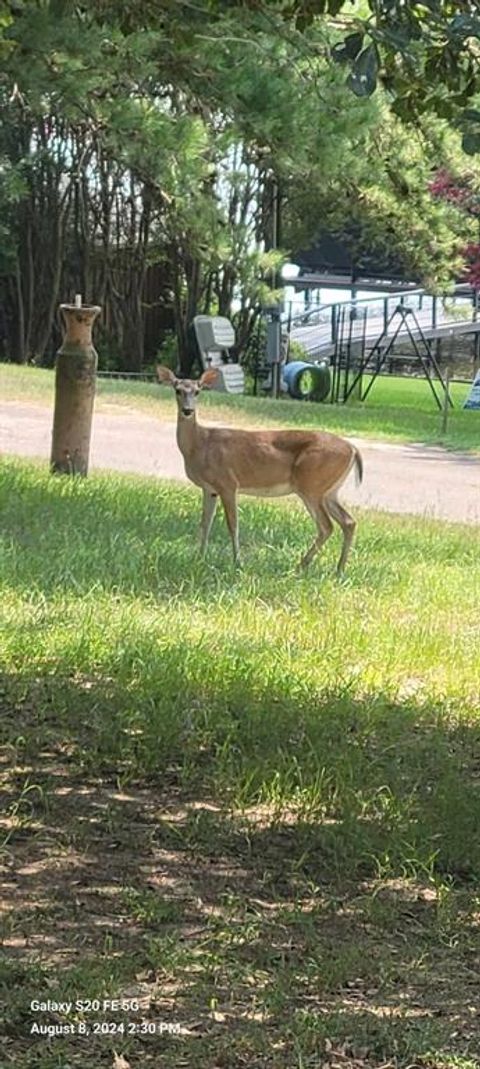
50 295 101 475
331 303 338 346
432 295 437 330
440 367 451 438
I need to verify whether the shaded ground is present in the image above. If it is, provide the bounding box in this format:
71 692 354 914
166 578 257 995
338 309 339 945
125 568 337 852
2 738 480 1069
2 399 480 524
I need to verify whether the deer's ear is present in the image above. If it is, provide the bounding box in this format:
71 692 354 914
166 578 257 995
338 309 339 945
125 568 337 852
156 365 178 386
198 368 219 389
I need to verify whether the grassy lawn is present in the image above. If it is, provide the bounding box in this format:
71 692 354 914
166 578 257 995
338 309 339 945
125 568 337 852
1 456 480 1068
2 362 479 452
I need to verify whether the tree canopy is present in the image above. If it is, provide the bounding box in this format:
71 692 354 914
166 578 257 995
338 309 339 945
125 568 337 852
0 0 479 371
208 1 480 148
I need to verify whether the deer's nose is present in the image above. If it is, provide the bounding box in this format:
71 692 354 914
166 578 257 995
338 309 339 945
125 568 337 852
182 407 194 416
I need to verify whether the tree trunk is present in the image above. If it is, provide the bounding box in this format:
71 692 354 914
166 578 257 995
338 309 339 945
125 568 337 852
11 263 27 364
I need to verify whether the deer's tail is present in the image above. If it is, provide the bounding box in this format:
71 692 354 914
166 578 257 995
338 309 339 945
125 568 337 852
354 448 363 486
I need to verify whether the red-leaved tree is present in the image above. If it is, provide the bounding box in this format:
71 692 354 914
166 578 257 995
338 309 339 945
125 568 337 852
429 169 480 289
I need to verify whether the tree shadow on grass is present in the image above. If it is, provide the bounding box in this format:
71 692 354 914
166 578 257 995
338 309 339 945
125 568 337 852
2 634 480 882
1 658 480 1066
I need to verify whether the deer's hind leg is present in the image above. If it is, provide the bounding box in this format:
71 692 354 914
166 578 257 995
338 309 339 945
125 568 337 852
298 497 334 570
199 489 218 555
220 490 241 564
324 493 356 574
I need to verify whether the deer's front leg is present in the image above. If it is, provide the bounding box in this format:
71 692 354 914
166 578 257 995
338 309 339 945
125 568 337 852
220 490 240 564
199 489 218 555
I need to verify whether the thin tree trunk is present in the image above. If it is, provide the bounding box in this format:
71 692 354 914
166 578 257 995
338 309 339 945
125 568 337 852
13 261 27 363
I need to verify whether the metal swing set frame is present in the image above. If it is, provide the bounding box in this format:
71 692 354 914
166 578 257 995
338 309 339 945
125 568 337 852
330 303 454 411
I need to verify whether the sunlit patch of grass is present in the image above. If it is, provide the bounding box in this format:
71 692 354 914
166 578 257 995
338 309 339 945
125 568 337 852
1 457 480 877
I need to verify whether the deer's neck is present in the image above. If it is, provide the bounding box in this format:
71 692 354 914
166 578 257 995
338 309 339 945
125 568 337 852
176 412 202 457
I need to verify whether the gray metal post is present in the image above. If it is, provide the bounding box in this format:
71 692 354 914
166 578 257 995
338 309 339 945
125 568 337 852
331 304 338 346
440 367 451 438
432 295 437 330
266 306 282 399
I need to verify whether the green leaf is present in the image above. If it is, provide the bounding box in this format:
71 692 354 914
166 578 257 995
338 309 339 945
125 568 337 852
432 98 455 120
463 108 480 125
462 132 480 156
342 31 364 60
370 24 412 52
347 43 378 98
450 15 480 39
332 32 364 65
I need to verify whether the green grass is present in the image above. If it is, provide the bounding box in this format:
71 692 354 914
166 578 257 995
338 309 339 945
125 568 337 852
2 362 479 451
1 457 480 1068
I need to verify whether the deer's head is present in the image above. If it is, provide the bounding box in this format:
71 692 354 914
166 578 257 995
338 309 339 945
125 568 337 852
156 366 218 418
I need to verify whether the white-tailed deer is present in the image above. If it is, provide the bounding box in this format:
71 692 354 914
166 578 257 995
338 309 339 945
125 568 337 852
157 366 363 573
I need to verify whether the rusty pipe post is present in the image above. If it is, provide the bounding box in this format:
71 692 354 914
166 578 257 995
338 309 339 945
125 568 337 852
50 297 101 475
